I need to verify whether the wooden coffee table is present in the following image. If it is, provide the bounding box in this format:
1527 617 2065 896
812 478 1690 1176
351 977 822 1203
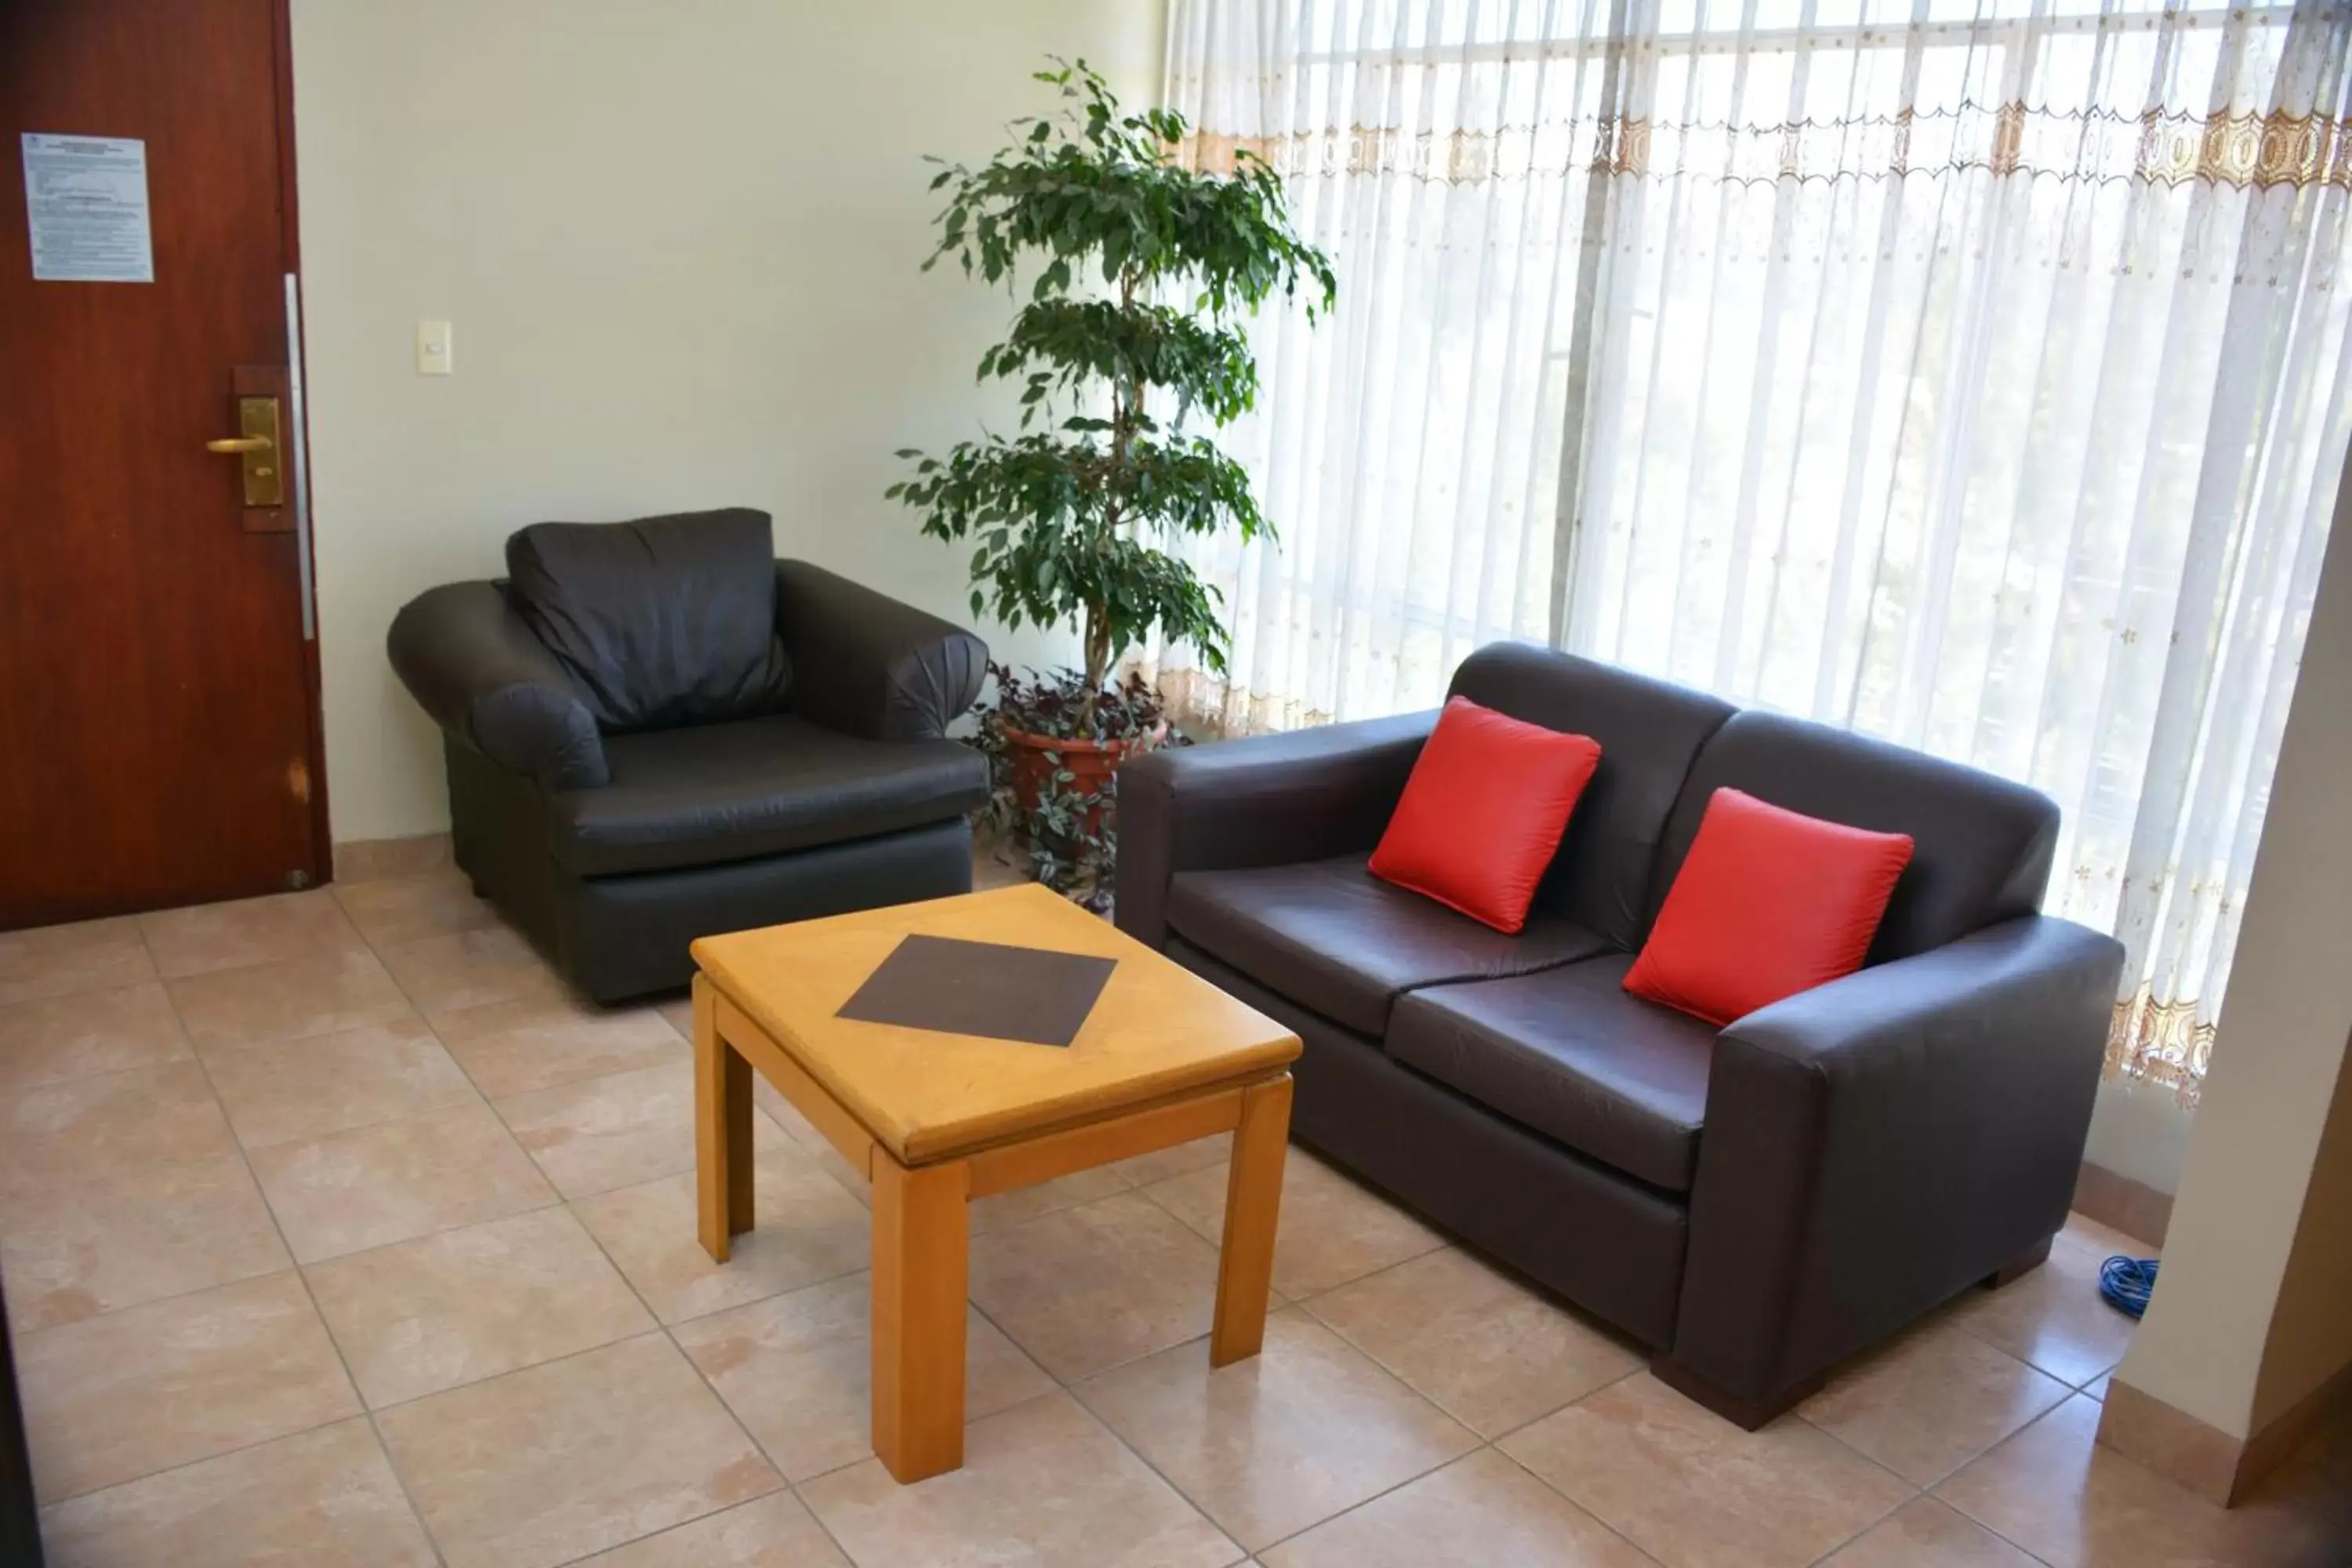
689 884 1301 1483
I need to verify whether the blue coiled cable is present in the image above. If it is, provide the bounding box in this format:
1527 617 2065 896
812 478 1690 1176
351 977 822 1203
2099 1255 2158 1319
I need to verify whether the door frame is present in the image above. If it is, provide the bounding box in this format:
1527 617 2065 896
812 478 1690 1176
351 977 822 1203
267 0 335 886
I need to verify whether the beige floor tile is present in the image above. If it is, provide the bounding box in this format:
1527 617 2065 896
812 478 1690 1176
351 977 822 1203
1078 1307 1479 1552
334 868 500 948
35 1416 435 1568
0 1151 289 1333
572 1145 869 1325
1937 1396 2344 1568
376 926 566 1022
575 1490 850 1567
15 1271 358 1502
2083 1370 2112 1401
1500 1372 1911 1568
137 890 367 979
496 1059 785 1200
813 1140 876 1206
1817 1496 2040 1567
1145 1149 1445 1298
1306 1247 1642 1438
968 1192 1225 1381
0 917 154 1008
655 996 694 1038
800 1391 1239 1568
0 982 189 1095
434 993 686 1099
1801 1317 2070 1486
1106 1129 1231 1186
307 1207 654 1408
673 1270 1053 1481
0 1060 238 1200
1945 1217 2145 1388
376 1333 779 1568
970 1163 1133 1236
1261 1447 1654 1568
0 1061 289 1328
167 949 413 1055
249 1099 557 1262
205 1017 478 1149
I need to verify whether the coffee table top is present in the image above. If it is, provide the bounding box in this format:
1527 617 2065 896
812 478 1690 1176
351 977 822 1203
691 884 1300 1164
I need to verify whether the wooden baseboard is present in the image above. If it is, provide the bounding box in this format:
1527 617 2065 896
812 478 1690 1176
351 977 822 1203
2100 1358 2352 1505
331 833 452 884
2073 1160 2173 1249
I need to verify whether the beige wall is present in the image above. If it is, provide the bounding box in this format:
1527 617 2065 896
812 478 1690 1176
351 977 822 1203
2113 450 2352 1441
289 0 1164 843
2085 1077 2194 1198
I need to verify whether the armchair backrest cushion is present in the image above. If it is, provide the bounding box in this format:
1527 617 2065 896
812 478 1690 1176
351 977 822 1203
1652 710 2059 963
506 508 792 733
1447 643 1734 949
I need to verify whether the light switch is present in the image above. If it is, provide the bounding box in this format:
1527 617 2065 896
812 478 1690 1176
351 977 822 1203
416 320 453 376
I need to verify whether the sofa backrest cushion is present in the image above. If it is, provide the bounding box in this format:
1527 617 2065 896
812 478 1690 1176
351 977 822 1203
506 507 792 733
1651 710 2059 963
1447 643 1734 949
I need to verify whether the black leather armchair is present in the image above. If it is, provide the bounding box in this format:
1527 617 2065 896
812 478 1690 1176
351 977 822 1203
389 508 989 1003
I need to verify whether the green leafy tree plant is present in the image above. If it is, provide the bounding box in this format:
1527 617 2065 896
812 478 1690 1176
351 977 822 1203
888 59 1332 902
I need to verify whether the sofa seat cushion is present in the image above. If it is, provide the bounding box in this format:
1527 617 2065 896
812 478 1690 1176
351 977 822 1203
1164 854 1611 1036
550 714 988 877
1388 954 1716 1192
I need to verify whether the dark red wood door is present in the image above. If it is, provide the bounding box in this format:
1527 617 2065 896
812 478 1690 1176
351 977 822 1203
0 0 325 927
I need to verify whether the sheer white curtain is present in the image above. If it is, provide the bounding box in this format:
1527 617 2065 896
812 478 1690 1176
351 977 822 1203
1156 0 2352 1102
1152 0 1621 730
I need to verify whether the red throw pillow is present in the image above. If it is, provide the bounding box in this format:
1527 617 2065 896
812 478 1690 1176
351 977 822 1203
1624 788 1914 1025
1368 696 1602 935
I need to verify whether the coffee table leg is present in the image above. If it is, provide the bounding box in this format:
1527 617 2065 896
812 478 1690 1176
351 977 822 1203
1211 1073 1293 1367
693 975 753 1262
871 1152 970 1483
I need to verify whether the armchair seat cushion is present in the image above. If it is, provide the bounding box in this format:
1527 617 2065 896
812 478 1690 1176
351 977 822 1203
549 714 988 878
1164 854 1610 1036
1388 954 1716 1192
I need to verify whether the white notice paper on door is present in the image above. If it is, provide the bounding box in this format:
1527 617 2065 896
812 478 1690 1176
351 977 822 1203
21 133 154 283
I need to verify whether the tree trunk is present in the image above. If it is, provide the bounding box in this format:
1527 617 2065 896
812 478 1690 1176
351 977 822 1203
1080 605 1110 728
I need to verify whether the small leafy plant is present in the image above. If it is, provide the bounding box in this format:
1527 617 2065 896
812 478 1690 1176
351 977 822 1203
888 59 1334 720
970 664 1189 910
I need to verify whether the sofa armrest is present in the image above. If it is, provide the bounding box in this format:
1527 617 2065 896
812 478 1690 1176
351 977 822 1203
1670 915 2124 1410
387 582 609 790
775 561 985 743
1112 710 1437 949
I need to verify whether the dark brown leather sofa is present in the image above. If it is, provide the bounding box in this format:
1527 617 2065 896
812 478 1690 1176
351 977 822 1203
1116 641 2125 1426
389 509 989 1004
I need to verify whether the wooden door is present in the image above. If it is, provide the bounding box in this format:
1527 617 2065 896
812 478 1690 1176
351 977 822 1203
0 0 326 928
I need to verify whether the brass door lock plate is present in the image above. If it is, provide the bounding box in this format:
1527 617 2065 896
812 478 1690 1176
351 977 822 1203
204 394 284 507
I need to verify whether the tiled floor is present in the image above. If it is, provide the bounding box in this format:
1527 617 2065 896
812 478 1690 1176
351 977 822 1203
2 859 2349 1567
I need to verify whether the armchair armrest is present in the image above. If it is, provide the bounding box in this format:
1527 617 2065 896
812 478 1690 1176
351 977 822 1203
1112 710 1437 949
775 561 985 743
1668 915 2125 1414
387 582 609 790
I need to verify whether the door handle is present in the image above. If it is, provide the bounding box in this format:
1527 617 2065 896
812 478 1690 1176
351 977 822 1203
204 394 284 506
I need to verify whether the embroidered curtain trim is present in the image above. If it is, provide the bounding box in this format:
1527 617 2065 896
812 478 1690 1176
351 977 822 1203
1178 105 2352 190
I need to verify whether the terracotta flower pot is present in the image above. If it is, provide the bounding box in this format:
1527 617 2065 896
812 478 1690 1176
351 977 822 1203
999 720 1164 837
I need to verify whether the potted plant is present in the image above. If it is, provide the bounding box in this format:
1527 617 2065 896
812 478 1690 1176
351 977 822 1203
889 59 1333 907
